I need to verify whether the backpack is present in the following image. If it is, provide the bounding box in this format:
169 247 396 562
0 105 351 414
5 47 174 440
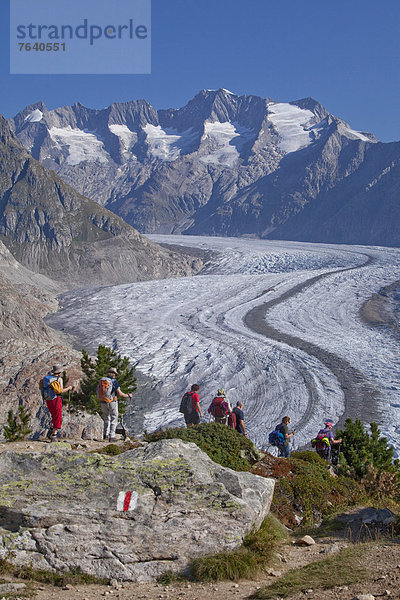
228 411 237 430
41 375 63 401
179 391 193 415
268 427 285 447
209 397 228 418
97 377 116 403
311 430 331 450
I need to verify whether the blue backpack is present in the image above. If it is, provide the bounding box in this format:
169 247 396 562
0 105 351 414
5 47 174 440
268 428 285 447
41 375 62 401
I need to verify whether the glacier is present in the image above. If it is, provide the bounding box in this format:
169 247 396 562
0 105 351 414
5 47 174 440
47 236 400 453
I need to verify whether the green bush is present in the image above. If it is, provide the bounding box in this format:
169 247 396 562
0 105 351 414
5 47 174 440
336 419 399 479
144 422 259 471
3 404 32 441
253 451 366 527
191 514 288 582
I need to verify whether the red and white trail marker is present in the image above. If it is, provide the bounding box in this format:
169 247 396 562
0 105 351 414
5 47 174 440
117 490 138 512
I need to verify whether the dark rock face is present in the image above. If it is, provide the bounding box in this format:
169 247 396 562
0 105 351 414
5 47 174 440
0 439 275 581
0 115 203 288
10 89 400 247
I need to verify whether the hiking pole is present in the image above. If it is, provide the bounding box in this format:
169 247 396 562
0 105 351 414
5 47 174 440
68 390 71 414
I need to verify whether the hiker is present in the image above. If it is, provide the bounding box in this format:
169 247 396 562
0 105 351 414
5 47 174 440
208 388 230 424
313 421 342 462
180 384 203 426
232 401 247 437
97 367 133 442
277 416 296 457
41 365 73 442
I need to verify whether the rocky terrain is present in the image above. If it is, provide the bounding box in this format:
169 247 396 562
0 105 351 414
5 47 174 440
0 238 110 441
0 115 203 288
0 440 399 600
10 89 400 246
0 438 274 581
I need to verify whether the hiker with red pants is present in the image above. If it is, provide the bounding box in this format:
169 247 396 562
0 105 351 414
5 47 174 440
41 365 73 442
208 388 230 424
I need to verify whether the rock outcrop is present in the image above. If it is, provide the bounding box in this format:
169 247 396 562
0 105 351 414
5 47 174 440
0 439 275 581
0 240 83 435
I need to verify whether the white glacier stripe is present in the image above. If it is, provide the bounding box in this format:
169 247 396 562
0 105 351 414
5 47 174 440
117 491 138 511
144 124 198 161
268 102 315 153
200 121 255 167
343 127 372 142
48 127 109 165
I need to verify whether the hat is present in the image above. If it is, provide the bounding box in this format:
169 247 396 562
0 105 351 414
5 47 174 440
51 365 62 374
107 367 118 375
325 421 333 428
217 388 225 397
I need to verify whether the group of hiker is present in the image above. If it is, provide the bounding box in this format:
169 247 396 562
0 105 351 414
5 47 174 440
40 367 341 462
40 364 132 442
179 384 247 436
269 417 342 460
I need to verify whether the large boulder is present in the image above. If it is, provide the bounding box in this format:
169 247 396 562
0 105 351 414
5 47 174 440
0 439 274 581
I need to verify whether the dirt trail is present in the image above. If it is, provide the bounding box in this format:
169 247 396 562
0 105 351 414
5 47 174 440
5 534 400 600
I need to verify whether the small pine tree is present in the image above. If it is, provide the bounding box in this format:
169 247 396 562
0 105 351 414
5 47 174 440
336 418 397 479
3 405 32 441
71 345 136 416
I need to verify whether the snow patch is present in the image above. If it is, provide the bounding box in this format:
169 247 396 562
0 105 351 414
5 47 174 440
200 121 255 167
268 103 316 153
24 109 43 123
144 124 198 161
109 124 137 157
48 127 109 165
343 127 373 142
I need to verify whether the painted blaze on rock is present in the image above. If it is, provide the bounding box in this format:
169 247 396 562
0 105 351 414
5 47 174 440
0 439 274 582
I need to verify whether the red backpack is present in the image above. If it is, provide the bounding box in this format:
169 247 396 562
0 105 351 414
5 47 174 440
210 397 228 418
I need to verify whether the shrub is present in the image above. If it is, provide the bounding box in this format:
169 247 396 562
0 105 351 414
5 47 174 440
336 419 399 479
191 514 288 582
3 404 32 441
253 451 366 528
144 422 260 471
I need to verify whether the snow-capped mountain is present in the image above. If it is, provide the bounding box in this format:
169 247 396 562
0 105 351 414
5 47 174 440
10 89 400 246
0 115 202 288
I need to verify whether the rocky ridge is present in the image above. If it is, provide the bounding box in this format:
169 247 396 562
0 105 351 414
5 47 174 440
10 89 400 246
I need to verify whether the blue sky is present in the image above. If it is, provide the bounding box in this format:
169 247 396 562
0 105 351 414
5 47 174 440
2 0 400 142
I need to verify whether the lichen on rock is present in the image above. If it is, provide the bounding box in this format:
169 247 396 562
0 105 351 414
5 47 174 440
0 438 274 581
